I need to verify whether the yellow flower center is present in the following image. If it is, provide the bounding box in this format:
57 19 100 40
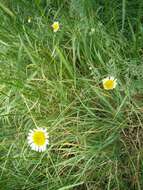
33 131 46 146
52 23 59 31
104 80 114 89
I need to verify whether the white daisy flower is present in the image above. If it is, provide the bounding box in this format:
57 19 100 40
102 76 117 90
51 21 60 32
27 128 49 152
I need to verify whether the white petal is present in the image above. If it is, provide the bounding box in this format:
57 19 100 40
41 146 46 152
40 146 44 152
31 143 35 148
43 128 47 133
31 144 36 151
102 78 108 83
35 146 39 152
27 136 32 140
45 133 49 139
46 140 49 145
28 139 33 144
110 76 115 80
113 81 117 88
38 147 42 152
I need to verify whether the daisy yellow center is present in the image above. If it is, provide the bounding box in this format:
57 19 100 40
53 23 59 31
104 80 114 89
33 131 46 146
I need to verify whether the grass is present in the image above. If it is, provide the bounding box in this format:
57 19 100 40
0 0 143 189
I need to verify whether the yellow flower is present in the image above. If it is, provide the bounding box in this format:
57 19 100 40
52 21 60 32
27 128 49 152
102 76 117 90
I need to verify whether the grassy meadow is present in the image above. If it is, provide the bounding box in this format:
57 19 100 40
0 0 143 189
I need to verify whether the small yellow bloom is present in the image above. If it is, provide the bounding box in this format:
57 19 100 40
52 21 60 32
102 76 117 90
27 128 49 152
